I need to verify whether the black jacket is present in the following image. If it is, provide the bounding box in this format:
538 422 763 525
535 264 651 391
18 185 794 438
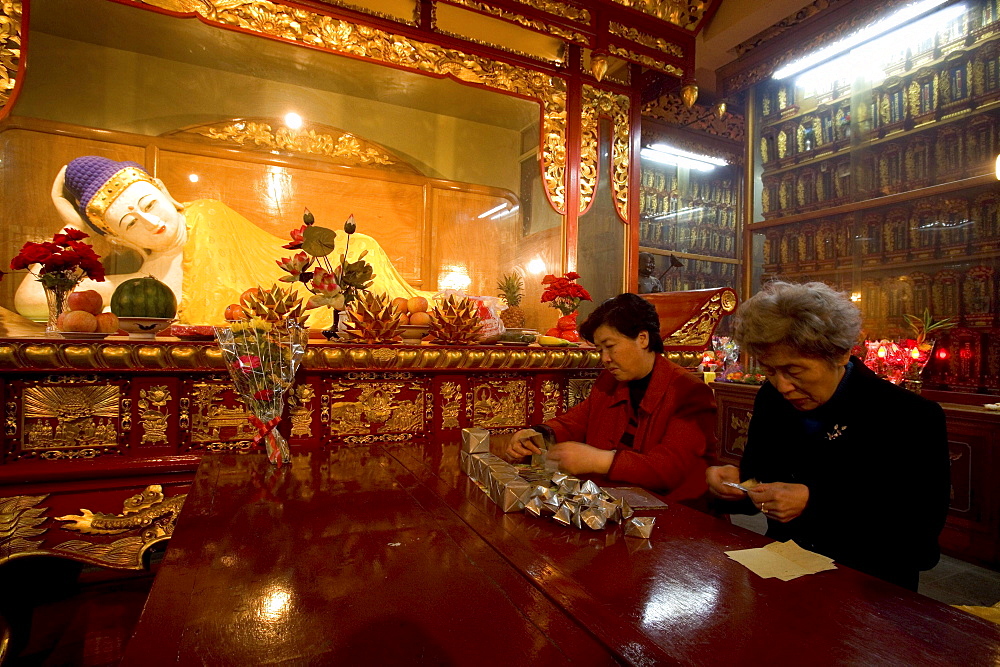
739 357 950 586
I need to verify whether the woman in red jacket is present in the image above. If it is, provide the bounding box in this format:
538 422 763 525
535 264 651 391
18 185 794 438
502 293 717 501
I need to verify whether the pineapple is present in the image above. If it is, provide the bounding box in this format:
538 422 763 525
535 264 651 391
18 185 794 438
428 295 483 344
497 273 526 329
343 291 404 344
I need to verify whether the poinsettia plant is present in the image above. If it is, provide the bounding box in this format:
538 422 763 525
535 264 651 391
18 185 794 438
541 271 592 316
277 210 375 310
3 227 105 289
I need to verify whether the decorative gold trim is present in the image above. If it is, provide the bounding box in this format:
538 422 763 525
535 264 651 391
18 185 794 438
85 167 158 235
440 381 462 428
170 120 413 170
1 486 186 571
608 21 683 58
604 0 705 30
581 85 630 220
134 0 570 218
567 377 596 408
607 44 683 78
445 0 587 44
343 433 413 444
640 92 745 145
22 384 120 453
433 27 565 65
0 0 21 117
0 340 601 371
138 386 171 445
510 0 590 23
309 0 418 27
662 289 739 347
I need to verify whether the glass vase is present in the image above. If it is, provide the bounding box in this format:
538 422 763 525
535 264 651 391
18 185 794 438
43 281 79 333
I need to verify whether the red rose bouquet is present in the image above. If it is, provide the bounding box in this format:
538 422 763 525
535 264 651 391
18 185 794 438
5 227 106 289
541 271 592 317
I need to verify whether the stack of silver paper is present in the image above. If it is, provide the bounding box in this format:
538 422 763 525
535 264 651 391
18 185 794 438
459 429 534 512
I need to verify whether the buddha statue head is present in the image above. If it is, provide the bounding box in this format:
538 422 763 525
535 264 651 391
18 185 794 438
63 156 186 254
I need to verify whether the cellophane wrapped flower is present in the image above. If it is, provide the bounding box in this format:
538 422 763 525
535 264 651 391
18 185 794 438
540 271 592 317
214 317 308 465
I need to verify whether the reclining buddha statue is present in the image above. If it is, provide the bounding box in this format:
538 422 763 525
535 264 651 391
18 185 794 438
14 156 428 326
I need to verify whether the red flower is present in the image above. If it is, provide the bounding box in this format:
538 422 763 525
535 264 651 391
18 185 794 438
540 272 592 316
7 228 105 282
283 225 306 250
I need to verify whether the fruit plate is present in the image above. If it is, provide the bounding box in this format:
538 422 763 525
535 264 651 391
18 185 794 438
117 317 175 339
56 331 113 340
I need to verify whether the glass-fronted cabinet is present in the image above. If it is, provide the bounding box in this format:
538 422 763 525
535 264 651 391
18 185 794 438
748 0 1000 394
638 144 742 295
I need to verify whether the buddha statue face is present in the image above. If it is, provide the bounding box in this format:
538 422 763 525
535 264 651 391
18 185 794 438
104 180 186 253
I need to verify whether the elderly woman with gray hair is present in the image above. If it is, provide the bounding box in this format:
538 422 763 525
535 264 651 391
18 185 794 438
706 281 950 591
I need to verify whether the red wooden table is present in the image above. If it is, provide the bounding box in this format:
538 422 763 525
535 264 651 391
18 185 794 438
123 441 1000 666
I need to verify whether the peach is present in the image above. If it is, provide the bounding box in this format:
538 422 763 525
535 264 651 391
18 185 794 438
67 290 103 315
407 296 429 313
409 311 431 326
392 297 409 313
62 310 98 333
398 313 410 325
95 312 119 333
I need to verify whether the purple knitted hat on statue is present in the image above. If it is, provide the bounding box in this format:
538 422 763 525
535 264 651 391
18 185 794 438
64 156 156 234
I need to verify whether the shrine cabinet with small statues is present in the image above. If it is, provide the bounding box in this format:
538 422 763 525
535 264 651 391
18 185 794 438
747 1 1000 395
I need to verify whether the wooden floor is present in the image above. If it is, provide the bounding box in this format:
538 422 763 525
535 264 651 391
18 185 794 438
6 522 999 666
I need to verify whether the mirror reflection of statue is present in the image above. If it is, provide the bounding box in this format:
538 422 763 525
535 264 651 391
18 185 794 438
637 251 663 294
14 157 428 325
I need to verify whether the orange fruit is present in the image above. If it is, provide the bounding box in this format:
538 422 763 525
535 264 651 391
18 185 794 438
407 296 428 313
62 310 98 332
392 297 409 313
398 313 410 325
239 288 260 308
409 311 431 326
225 304 247 321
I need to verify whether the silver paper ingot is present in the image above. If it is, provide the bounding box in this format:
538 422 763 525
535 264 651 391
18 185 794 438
501 479 532 512
541 487 558 503
530 484 549 499
601 499 621 523
581 507 607 530
524 496 544 517
571 506 583 529
558 478 581 495
550 471 569 486
618 497 634 521
460 450 472 475
542 497 561 516
461 427 491 454
553 504 573 526
580 480 601 496
624 516 655 539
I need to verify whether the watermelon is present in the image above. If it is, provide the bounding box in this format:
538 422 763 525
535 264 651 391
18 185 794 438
111 276 177 318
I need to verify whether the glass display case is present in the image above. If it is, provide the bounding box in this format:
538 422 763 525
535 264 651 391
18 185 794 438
748 1 1000 394
638 152 742 295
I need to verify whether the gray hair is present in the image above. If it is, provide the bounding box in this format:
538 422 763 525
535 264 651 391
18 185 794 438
733 281 861 361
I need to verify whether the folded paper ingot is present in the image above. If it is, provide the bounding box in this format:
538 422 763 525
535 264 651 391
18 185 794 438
618 496 634 521
553 504 573 526
581 507 608 530
624 516 655 539
461 427 491 454
500 478 532 512
524 496 544 517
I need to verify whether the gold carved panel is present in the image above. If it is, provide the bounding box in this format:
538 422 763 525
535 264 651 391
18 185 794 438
540 380 560 421
134 0 570 214
20 384 120 456
581 85 630 220
662 289 739 348
326 380 427 436
440 381 463 429
287 383 316 438
188 381 257 446
0 0 21 117
472 379 527 428
567 377 595 409
138 385 171 446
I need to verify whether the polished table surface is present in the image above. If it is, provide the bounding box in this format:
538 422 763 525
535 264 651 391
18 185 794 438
124 441 1000 666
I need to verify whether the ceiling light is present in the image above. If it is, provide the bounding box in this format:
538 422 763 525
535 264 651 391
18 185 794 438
641 145 727 172
773 0 952 80
284 112 303 130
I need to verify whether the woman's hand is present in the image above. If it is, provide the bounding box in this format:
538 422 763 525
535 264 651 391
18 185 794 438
546 441 614 476
747 483 810 523
706 465 746 499
501 429 544 462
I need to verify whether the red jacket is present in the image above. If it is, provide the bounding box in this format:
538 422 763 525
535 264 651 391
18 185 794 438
544 355 716 501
